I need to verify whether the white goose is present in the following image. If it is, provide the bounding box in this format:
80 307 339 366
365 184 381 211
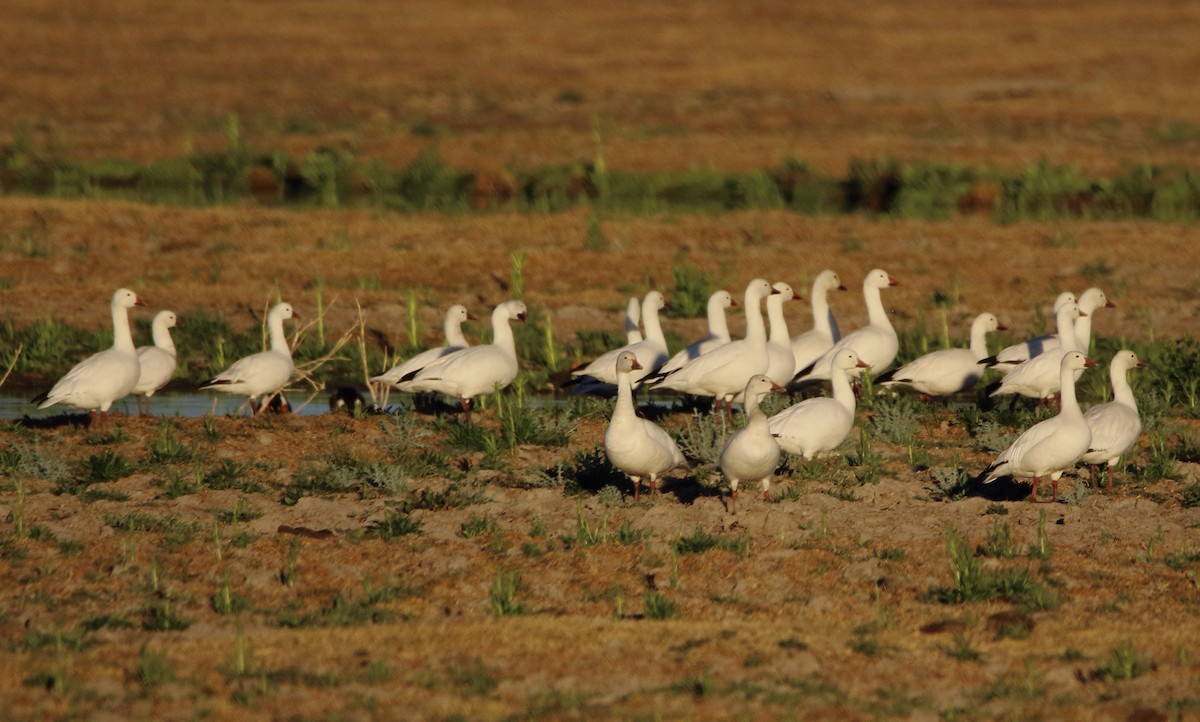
648 279 777 411
624 296 643 344
568 291 669 393
981 351 1097 502
877 312 1005 397
791 269 846 373
1081 350 1145 489
769 349 869 459
718 374 784 513
370 304 473 391
655 289 735 376
34 288 145 417
604 351 686 499
988 302 1084 403
793 268 899 383
132 310 180 415
989 291 1076 373
402 299 527 413
201 302 298 414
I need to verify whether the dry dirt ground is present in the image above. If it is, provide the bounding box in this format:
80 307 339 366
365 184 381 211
2 0 1200 720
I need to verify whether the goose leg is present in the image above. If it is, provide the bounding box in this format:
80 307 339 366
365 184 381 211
761 478 771 501
1051 476 1059 503
632 477 641 501
1106 465 1115 492
729 481 739 515
1029 476 1040 502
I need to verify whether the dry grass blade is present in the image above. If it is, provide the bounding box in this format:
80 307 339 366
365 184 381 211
0 344 21 388
286 295 356 413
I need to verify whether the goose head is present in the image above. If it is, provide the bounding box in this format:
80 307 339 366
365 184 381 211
153 310 180 330
1078 287 1115 313
974 312 1005 334
269 302 298 322
745 278 775 306
817 269 847 292
831 349 870 373
771 281 802 302
864 269 898 290
742 373 785 401
113 288 145 309
1052 291 1078 313
615 350 643 375
1061 350 1097 374
710 290 736 310
501 300 528 323
448 304 475 323
1056 302 1085 328
642 290 667 314
1112 349 1147 372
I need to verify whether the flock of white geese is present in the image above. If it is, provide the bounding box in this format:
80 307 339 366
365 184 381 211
32 272 1143 511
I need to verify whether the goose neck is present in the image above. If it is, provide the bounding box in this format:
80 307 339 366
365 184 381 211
969 322 990 359
766 296 790 345
864 285 892 330
1073 316 1093 353
445 320 468 348
151 322 176 353
613 373 637 421
491 309 517 357
268 315 291 356
111 303 135 351
642 301 667 348
810 285 833 336
1112 367 1137 409
831 367 856 411
1055 309 1079 351
743 292 768 341
707 299 731 342
1058 365 1082 418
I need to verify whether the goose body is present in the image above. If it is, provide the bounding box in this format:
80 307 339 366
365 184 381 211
1081 350 1145 489
988 302 1083 402
877 313 1004 396
793 269 899 383
371 304 473 391
648 279 776 406
569 291 669 394
769 349 868 459
132 310 180 414
34 288 144 414
201 302 298 414
655 289 735 376
791 269 846 372
981 351 1096 501
604 351 686 499
403 300 527 411
718 374 784 512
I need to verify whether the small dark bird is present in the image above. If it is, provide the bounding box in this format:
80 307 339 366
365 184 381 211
328 386 365 415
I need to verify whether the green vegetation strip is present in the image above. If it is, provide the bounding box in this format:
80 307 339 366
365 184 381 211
3 136 1199 221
